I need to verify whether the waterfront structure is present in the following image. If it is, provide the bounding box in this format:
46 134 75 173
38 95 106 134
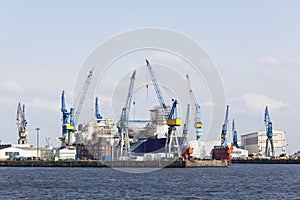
0 144 39 160
241 130 286 156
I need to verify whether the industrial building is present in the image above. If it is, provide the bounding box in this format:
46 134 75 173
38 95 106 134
0 144 39 160
241 130 286 156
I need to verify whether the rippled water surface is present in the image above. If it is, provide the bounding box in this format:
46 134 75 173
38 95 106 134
0 164 299 199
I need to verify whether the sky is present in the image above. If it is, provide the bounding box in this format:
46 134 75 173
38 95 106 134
0 1 299 153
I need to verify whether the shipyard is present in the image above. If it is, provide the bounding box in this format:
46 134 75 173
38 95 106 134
0 58 298 167
1 1 300 200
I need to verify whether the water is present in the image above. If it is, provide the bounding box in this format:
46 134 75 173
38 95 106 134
0 164 299 199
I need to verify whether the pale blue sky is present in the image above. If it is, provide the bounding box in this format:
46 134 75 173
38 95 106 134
0 1 299 153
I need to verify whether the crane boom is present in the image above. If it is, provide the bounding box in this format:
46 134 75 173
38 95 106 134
221 105 229 147
186 74 203 141
146 59 168 115
74 66 95 125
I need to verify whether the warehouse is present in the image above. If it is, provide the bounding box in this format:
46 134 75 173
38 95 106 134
241 130 286 156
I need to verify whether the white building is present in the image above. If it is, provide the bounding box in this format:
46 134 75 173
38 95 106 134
57 147 76 160
0 146 38 160
241 130 286 156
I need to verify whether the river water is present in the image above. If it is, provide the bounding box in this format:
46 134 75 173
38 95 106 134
0 164 299 199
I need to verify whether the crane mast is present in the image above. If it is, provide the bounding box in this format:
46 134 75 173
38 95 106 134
232 118 238 148
74 66 95 126
221 105 229 147
186 74 203 141
118 70 136 157
264 106 275 157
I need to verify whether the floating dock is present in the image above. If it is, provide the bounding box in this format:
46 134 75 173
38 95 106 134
0 159 228 168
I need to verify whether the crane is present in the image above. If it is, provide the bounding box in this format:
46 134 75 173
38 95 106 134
16 103 28 145
165 100 182 158
264 106 275 157
145 59 181 157
117 70 136 157
182 104 190 139
145 59 168 116
182 104 190 148
74 66 95 125
232 118 238 148
221 105 229 147
61 90 75 147
186 74 203 141
95 97 103 120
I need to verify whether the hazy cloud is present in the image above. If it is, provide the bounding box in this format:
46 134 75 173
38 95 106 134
259 56 281 65
231 93 288 112
258 56 299 69
2 80 24 92
29 98 59 111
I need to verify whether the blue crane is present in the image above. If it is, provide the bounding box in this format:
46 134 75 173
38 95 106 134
117 70 136 157
264 106 275 157
232 118 238 148
61 90 75 147
95 97 103 120
182 104 190 140
145 59 181 157
165 99 182 157
74 66 94 125
145 59 168 115
22 104 27 127
186 74 203 141
221 105 229 147
61 90 70 136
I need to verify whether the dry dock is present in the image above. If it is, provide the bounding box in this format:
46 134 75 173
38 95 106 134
0 159 228 168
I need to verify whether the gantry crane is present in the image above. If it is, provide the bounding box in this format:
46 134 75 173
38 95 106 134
186 74 203 141
264 106 275 157
146 59 181 157
117 70 136 157
74 66 95 126
16 103 28 145
221 105 229 147
95 97 103 120
232 118 238 148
